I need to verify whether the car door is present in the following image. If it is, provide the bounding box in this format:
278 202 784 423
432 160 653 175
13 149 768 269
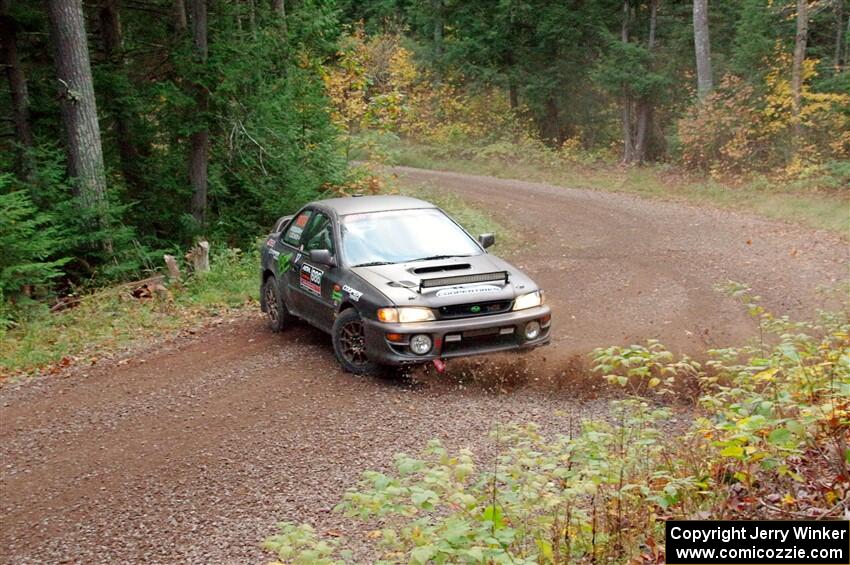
276 208 313 317
292 210 340 331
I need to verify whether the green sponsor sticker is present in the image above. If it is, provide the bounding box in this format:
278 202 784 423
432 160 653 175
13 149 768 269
278 252 293 273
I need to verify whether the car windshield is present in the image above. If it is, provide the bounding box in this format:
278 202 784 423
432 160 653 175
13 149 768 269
341 208 482 267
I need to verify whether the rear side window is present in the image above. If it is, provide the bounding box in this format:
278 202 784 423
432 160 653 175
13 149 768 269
273 216 291 233
282 210 312 247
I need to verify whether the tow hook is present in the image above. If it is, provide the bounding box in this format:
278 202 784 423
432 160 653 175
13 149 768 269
432 358 446 373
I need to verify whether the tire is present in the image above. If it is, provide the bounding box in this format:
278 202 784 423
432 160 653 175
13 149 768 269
262 276 291 332
332 308 378 375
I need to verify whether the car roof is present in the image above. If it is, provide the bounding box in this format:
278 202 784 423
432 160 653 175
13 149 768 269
312 195 437 216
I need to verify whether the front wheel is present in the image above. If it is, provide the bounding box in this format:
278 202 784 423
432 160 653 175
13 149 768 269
332 309 378 375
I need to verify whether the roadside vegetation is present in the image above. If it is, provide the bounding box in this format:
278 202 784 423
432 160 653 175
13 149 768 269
0 248 257 379
265 290 850 563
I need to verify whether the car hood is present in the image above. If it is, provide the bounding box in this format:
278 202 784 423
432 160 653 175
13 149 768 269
351 254 539 307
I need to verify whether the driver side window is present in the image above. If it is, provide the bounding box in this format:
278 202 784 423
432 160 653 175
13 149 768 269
302 213 335 254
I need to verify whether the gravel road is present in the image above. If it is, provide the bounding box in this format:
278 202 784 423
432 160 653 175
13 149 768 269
1 167 846 563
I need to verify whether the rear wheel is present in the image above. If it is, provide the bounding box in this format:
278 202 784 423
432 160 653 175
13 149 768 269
263 276 291 332
332 309 378 375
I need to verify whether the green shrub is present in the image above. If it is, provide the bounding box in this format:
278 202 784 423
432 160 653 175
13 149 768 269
0 177 69 303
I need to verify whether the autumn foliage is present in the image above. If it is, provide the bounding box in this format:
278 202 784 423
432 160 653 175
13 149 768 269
323 27 523 158
678 53 850 180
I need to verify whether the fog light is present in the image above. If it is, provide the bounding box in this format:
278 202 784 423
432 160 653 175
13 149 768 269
524 321 541 340
409 334 432 355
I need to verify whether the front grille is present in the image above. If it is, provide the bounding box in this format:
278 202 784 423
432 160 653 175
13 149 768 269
440 331 517 355
438 300 513 319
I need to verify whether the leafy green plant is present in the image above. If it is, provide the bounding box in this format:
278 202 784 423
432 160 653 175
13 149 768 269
591 339 701 396
266 400 700 564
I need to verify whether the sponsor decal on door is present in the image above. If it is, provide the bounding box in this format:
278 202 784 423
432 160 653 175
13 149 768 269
300 263 324 296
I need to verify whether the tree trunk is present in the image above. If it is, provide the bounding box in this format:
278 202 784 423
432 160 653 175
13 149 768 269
538 96 560 143
693 0 713 99
187 0 209 226
100 0 143 189
431 0 443 84
834 0 845 71
433 0 443 59
634 0 658 163
173 0 187 32
509 80 519 110
272 0 287 32
46 0 109 219
620 0 635 163
163 254 182 280
791 0 808 145
186 240 210 273
0 0 34 173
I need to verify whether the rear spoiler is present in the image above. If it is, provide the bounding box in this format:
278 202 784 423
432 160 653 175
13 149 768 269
419 271 509 293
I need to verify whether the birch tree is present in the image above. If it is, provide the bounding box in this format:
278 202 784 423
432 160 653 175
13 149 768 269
693 0 713 99
791 0 809 145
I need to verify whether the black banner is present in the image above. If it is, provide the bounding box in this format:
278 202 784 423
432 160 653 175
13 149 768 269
665 520 850 564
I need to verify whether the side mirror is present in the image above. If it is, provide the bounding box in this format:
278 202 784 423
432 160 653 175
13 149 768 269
309 249 337 267
478 233 495 249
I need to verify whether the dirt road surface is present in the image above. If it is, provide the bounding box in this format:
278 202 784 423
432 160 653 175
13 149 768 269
1 168 846 563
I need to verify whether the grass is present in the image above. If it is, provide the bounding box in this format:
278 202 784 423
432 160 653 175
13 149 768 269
0 248 259 379
0 189 515 380
391 141 850 235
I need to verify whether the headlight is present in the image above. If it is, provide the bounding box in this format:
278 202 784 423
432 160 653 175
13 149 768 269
377 307 436 323
513 290 543 311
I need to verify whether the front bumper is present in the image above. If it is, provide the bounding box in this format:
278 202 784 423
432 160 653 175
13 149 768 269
362 305 551 365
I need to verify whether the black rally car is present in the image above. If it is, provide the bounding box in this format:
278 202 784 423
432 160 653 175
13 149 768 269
260 195 551 374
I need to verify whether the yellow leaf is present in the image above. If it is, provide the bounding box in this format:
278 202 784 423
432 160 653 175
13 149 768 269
754 368 779 381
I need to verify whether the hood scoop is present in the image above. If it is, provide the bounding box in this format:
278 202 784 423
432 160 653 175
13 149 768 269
411 263 471 275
